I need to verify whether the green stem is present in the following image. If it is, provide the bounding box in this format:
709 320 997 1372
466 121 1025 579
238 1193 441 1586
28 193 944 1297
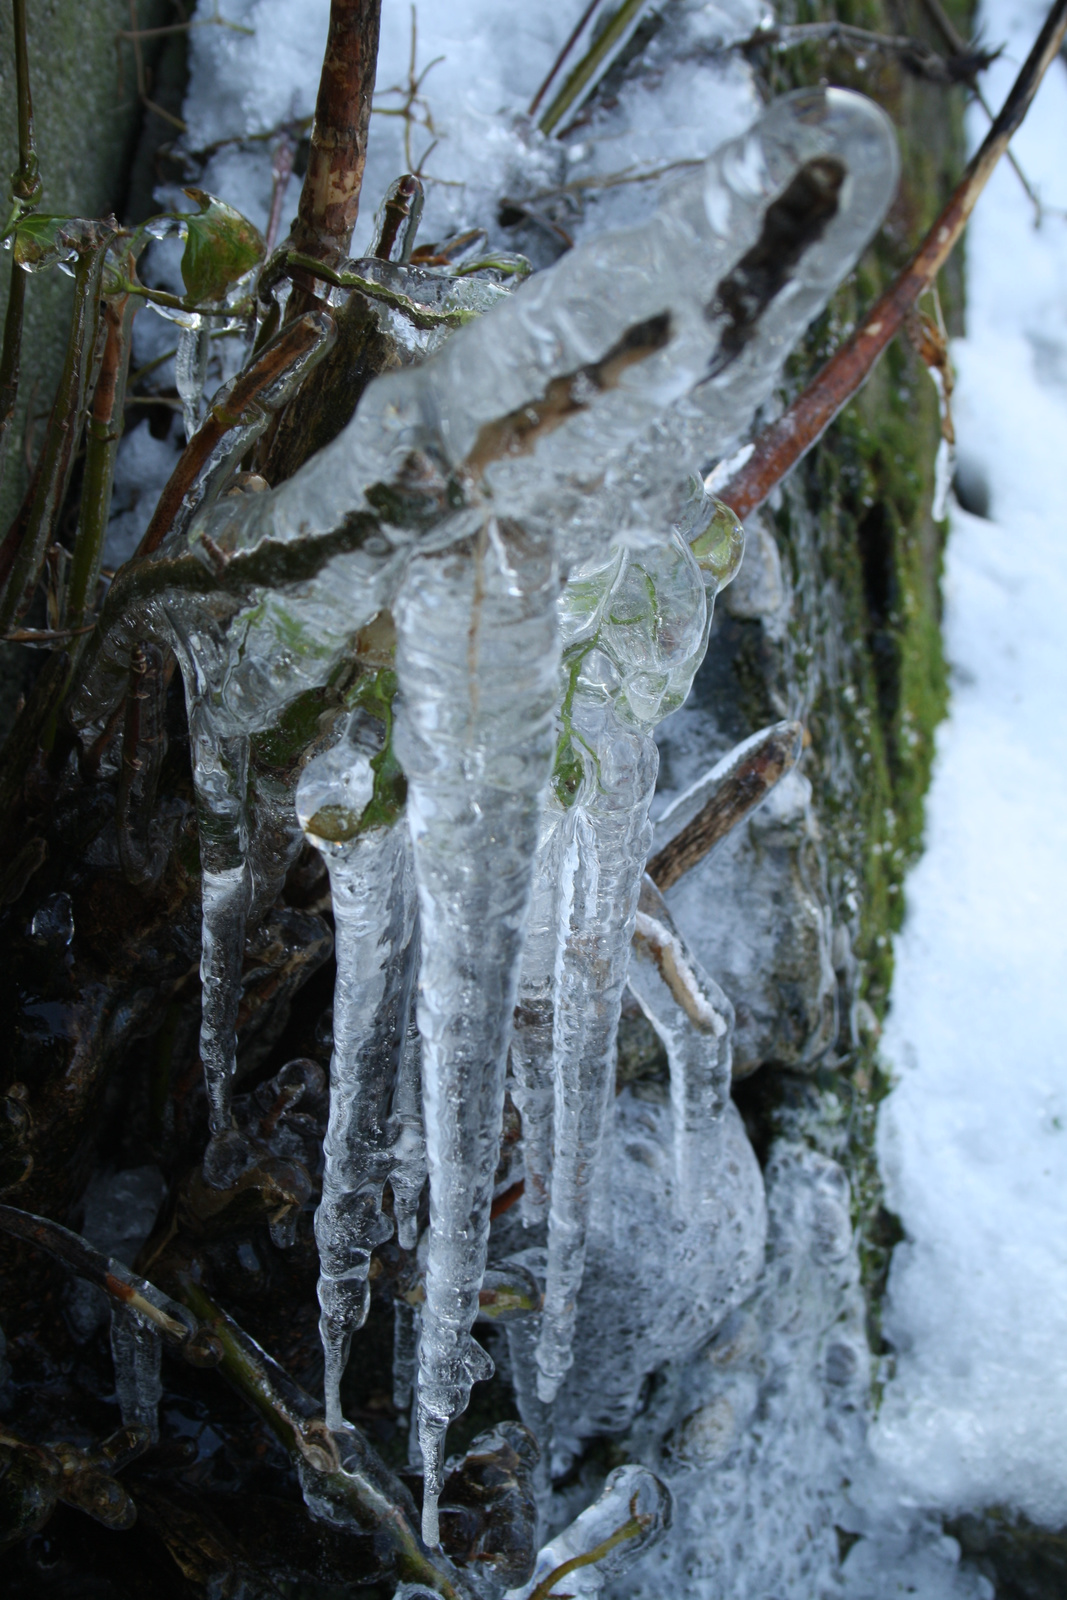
527 1514 647 1600
176 1278 471 1599
0 252 26 487
538 0 648 136
116 279 253 319
10 0 41 206
284 250 477 328
0 237 112 634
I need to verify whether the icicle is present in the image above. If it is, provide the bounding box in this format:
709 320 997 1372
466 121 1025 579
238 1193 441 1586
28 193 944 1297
535 502 744 1404
389 1011 426 1252
394 516 560 1547
629 875 733 1197
536 740 659 1404
510 813 565 1227
296 722 418 1430
187 709 253 1147
506 1464 672 1598
175 322 210 440
70 89 901 1501
109 1305 162 1442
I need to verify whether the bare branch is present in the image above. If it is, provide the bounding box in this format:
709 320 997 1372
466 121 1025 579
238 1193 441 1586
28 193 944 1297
719 0 1067 520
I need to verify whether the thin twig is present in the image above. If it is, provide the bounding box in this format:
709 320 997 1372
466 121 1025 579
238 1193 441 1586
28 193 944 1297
2 622 96 644
0 254 27 482
134 311 333 558
917 0 1044 220
10 0 42 205
529 0 602 116
735 20 997 84
0 1203 194 1345
0 233 115 633
647 721 804 891
719 0 1067 521
65 286 137 630
175 1277 472 1598
372 7 444 174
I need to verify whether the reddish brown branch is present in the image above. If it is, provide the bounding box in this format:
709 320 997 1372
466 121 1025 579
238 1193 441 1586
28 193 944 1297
719 0 1067 521
290 0 384 263
134 313 332 558
647 720 804 891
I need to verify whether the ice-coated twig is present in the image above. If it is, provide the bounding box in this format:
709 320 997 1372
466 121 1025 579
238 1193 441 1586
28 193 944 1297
646 719 804 891
506 1465 672 1599
297 725 418 1429
629 875 733 1197
719 0 1067 519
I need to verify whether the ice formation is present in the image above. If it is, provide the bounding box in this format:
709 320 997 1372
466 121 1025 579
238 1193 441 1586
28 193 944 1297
296 723 419 1428
79 83 898 1551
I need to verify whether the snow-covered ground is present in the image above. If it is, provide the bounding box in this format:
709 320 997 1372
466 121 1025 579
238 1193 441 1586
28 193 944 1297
868 0 1067 1540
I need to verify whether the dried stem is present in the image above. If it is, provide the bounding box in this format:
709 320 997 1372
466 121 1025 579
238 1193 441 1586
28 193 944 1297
290 0 384 263
134 312 333 559
538 0 649 136
0 256 27 480
719 0 1067 520
0 234 113 633
647 720 804 891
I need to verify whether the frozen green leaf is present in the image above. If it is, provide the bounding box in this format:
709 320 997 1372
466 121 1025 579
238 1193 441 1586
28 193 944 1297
179 188 264 305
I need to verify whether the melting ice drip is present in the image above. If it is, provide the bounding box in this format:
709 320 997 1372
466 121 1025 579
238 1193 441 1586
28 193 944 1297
76 89 898 1554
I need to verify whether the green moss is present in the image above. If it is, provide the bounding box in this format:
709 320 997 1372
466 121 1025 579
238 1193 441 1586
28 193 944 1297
734 0 972 1332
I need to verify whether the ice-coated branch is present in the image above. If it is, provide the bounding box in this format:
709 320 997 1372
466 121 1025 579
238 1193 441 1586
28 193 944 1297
647 719 804 891
720 0 1067 519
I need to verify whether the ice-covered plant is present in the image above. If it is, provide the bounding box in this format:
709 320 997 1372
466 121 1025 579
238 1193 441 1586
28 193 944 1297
1 0 1064 1591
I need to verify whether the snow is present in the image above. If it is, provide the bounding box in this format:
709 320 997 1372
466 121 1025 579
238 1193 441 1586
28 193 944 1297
868 0 1067 1537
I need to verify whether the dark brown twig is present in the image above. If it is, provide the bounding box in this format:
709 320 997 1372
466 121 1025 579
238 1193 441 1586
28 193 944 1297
719 0 1067 521
0 231 115 633
917 0 1042 218
647 720 804 891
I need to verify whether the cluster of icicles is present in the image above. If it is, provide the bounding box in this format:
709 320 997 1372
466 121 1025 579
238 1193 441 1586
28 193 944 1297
76 89 898 1567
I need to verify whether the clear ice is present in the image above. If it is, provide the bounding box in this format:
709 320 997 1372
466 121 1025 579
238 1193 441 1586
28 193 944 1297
296 719 418 1429
506 1464 672 1598
75 87 899 1552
